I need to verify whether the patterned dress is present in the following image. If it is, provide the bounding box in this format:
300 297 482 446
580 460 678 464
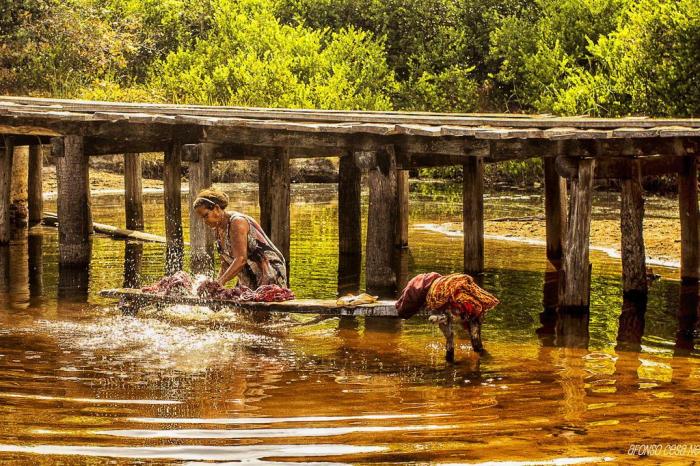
216 211 288 288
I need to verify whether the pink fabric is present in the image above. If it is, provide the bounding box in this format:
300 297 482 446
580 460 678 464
395 272 442 318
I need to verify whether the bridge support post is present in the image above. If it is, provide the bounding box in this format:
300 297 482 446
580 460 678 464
11 145 28 227
463 156 484 275
544 157 567 263
28 145 44 226
259 148 291 278
338 151 362 294
678 153 699 282
188 145 215 275
396 169 409 249
620 161 647 295
559 158 595 309
164 143 184 274
366 147 397 295
55 135 93 266
0 138 13 244
124 153 144 231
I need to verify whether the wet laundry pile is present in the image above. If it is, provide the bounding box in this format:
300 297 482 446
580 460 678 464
141 273 295 302
141 271 194 297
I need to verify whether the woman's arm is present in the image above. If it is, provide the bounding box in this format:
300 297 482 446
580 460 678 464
217 217 249 286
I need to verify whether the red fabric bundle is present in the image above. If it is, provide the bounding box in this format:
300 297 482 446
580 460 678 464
240 284 295 302
395 272 442 318
142 271 194 296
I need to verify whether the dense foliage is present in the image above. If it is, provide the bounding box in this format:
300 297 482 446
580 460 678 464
1 0 697 183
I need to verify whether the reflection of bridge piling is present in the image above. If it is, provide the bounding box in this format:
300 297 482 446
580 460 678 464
0 97 699 312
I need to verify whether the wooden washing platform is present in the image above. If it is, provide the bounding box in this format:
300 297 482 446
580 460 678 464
99 288 399 317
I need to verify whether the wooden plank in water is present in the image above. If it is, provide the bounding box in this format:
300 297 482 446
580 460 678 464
99 288 400 317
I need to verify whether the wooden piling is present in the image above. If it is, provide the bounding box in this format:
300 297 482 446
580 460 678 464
28 145 43 225
10 145 28 227
559 158 595 309
338 152 362 257
463 157 484 275
544 157 567 262
366 147 397 294
620 161 647 295
258 148 291 270
55 135 93 266
164 143 184 274
188 144 215 274
124 153 144 231
0 138 13 244
678 154 699 282
396 169 409 248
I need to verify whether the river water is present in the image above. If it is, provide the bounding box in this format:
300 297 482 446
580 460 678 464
0 182 698 465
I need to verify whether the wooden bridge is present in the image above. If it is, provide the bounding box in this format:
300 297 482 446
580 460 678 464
1 96 699 309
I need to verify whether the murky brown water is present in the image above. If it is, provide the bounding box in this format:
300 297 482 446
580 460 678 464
0 182 699 464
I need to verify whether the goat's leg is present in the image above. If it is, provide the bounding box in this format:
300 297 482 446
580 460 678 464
438 313 455 363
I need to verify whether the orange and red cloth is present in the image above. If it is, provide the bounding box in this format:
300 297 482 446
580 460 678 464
396 273 499 319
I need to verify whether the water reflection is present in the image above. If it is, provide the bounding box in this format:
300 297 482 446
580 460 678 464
616 294 647 352
537 266 590 349
675 279 698 354
28 232 43 298
123 241 143 289
58 264 90 302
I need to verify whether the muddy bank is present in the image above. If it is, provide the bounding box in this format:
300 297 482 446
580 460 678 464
419 215 681 270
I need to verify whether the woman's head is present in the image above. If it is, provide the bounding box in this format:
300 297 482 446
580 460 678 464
193 188 229 228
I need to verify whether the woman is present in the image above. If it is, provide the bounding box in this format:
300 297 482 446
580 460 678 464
192 188 288 289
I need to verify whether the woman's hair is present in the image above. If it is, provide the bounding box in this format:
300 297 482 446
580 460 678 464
193 188 229 210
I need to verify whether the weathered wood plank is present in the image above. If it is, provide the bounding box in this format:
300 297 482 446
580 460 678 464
0 138 13 243
43 212 182 244
3 96 699 129
124 153 144 231
463 157 484 275
559 158 595 308
99 288 400 316
366 147 397 294
188 144 215 274
544 157 567 262
55 135 93 266
27 145 43 225
620 161 647 294
164 143 184 274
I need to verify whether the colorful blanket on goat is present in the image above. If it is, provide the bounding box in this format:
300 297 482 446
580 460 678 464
425 273 499 319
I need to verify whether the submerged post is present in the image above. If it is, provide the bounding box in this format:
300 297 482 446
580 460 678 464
258 148 291 276
366 147 397 294
55 135 93 266
188 144 215 274
559 158 595 309
338 152 362 257
678 150 699 282
463 157 484 275
28 145 44 225
544 157 567 263
0 138 13 244
620 160 647 295
338 151 362 295
164 143 184 274
124 153 144 231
